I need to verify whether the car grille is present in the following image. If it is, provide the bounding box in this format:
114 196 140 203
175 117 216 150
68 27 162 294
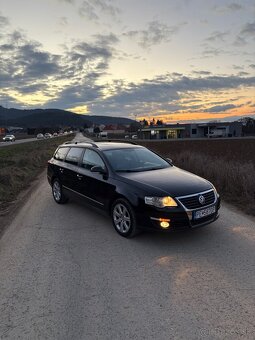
177 190 216 210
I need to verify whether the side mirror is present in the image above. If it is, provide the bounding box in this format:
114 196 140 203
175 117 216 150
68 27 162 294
91 165 106 174
166 158 173 165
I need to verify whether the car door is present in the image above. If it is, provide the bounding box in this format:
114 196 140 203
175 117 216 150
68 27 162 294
61 147 84 191
75 148 115 208
51 146 70 185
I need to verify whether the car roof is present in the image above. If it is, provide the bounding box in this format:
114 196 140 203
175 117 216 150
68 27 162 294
60 141 143 151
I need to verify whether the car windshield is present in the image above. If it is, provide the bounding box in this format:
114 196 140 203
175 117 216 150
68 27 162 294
103 147 170 172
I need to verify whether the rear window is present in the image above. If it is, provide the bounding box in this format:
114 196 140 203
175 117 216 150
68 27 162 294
54 147 70 161
65 147 84 165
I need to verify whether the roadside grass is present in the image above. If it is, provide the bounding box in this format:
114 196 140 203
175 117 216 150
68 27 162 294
139 140 255 216
0 135 73 214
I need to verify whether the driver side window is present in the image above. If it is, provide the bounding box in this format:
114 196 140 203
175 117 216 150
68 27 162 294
82 149 105 170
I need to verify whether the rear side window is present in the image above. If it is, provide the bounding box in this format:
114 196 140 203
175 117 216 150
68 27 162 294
65 147 83 165
54 147 70 161
82 149 105 170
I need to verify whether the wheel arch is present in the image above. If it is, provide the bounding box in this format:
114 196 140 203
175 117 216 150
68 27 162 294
108 192 139 215
51 175 59 186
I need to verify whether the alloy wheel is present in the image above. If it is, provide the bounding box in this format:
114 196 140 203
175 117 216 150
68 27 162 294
53 180 61 202
113 203 131 234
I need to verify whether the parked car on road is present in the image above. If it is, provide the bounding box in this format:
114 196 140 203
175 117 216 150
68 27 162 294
47 141 220 237
131 135 138 139
37 133 44 139
44 133 52 138
2 134 15 142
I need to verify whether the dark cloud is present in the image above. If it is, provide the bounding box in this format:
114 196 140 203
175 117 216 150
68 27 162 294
0 21 254 118
49 83 104 108
58 17 69 26
0 29 118 108
192 70 212 75
205 31 229 43
0 31 61 89
81 74 255 116
93 0 120 17
57 0 75 4
15 83 48 94
202 47 226 58
232 65 244 70
238 71 250 76
204 104 237 113
212 3 243 13
234 20 255 46
233 35 247 46
227 3 243 11
92 33 119 46
78 0 120 21
79 1 99 20
0 13 9 28
240 21 255 37
123 21 186 48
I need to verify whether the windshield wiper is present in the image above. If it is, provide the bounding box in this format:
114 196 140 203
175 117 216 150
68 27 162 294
116 169 142 172
116 166 165 173
142 166 165 171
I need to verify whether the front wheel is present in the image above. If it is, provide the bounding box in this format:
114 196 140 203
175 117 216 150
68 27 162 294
111 199 139 238
52 179 68 204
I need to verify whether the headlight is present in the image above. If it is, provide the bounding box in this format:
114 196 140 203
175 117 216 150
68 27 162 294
145 196 177 208
211 184 219 198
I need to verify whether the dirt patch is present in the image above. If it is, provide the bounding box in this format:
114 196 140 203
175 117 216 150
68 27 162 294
0 135 73 236
0 171 46 238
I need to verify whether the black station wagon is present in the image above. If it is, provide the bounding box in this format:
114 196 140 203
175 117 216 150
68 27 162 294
47 140 220 237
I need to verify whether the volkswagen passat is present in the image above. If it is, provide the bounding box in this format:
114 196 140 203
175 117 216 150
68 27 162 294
47 141 220 237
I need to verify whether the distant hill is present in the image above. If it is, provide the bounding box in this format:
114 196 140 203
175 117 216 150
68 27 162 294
0 106 135 128
86 115 135 125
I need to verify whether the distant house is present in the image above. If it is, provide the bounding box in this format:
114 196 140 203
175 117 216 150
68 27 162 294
139 121 242 139
103 124 126 134
0 127 6 135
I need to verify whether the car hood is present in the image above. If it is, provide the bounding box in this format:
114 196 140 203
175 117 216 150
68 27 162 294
118 166 212 197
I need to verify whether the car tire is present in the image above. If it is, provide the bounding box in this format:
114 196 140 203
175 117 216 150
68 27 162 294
111 198 139 238
52 179 68 204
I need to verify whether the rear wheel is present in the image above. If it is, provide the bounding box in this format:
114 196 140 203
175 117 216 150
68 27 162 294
52 179 68 204
111 198 139 238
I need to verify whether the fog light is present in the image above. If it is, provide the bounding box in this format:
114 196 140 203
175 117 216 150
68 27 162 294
160 221 170 229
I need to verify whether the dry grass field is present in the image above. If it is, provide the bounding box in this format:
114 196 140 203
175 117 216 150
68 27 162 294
0 135 73 214
139 139 255 216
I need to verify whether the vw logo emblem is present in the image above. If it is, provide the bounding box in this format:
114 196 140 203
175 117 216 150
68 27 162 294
199 195 205 205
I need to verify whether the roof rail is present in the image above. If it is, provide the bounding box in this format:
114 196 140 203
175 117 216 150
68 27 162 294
63 140 98 148
94 139 138 145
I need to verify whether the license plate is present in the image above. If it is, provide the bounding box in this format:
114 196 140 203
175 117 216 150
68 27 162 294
193 205 216 220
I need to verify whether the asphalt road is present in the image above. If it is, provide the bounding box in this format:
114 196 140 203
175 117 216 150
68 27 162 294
0 137 38 147
0 176 255 339
0 134 73 148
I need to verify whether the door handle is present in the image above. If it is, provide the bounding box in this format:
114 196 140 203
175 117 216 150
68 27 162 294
77 174 83 180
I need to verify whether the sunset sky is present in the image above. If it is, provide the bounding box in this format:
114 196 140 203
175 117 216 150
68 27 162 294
0 0 254 122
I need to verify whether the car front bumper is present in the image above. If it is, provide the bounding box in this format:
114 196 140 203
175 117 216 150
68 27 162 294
136 198 221 232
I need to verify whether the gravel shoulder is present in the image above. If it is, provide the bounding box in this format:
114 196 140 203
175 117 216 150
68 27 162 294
0 174 255 339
